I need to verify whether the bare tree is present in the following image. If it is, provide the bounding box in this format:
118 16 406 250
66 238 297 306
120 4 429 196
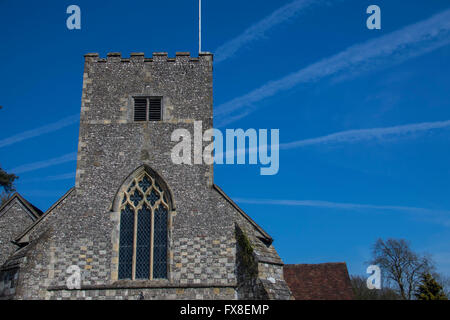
350 275 400 300
371 238 433 300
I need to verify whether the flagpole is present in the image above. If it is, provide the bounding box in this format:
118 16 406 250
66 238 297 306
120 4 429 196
199 0 202 54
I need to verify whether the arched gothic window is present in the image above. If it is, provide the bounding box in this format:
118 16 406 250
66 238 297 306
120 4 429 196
118 172 169 280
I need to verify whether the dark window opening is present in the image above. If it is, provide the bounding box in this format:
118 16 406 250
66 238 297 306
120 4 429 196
134 97 162 122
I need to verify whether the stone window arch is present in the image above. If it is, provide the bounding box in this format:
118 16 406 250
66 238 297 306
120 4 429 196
116 168 173 280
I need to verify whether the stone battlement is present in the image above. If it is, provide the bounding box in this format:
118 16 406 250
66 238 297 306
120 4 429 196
84 52 213 63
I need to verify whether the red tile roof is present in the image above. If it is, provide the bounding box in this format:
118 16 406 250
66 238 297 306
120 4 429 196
283 262 354 300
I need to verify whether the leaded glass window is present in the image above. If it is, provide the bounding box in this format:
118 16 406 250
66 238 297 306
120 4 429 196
118 172 170 280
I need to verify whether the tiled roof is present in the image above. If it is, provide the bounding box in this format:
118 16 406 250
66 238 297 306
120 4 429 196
283 262 354 300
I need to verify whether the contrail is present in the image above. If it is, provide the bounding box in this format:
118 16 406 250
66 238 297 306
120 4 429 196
215 9 450 126
235 198 450 216
215 0 321 63
0 114 79 148
19 190 69 198
11 152 77 174
218 119 450 160
20 172 76 182
279 119 450 149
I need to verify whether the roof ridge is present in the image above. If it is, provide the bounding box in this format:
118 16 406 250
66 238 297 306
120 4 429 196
17 194 43 217
0 192 43 220
212 184 272 244
14 187 75 244
284 262 348 267
0 192 17 212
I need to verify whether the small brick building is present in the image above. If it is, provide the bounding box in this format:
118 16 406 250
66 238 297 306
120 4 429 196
0 52 293 300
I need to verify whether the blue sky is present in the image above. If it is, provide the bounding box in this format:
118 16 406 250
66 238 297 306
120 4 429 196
1 0 450 277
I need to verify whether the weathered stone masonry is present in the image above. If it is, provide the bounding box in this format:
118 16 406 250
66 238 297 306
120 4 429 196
0 52 292 300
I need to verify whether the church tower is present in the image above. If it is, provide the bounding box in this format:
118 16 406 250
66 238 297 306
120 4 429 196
0 52 292 300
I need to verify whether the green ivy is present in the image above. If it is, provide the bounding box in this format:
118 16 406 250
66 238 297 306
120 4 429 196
236 227 257 278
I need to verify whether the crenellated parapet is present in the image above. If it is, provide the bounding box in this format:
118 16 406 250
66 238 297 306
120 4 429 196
83 52 213 64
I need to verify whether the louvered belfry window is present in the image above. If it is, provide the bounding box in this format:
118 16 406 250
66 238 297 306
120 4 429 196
118 172 169 280
134 97 162 122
